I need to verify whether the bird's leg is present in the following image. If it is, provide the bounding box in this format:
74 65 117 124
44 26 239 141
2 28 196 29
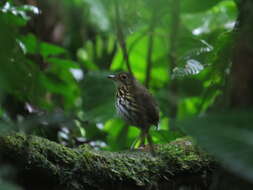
147 131 156 156
139 129 146 147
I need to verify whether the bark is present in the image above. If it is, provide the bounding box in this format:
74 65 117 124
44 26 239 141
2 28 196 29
0 133 214 190
230 0 253 108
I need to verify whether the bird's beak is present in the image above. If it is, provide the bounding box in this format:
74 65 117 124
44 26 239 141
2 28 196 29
107 74 116 80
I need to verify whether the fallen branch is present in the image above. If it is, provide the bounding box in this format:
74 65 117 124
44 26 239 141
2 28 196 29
0 133 214 190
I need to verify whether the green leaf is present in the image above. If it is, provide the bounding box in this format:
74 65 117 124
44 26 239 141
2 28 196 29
85 0 110 31
180 111 253 182
103 118 140 150
82 123 107 142
19 34 66 57
19 5 40 15
40 67 80 109
46 57 79 70
77 48 99 70
182 0 237 36
111 29 169 88
177 97 202 119
172 59 204 79
181 0 221 13
40 42 66 57
80 71 115 123
18 34 37 54
151 128 183 144
1 2 40 22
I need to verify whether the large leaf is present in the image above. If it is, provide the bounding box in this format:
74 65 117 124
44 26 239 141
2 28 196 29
181 0 221 13
0 1 40 25
172 59 204 78
182 0 237 36
19 34 66 57
80 71 115 123
180 111 253 182
111 28 169 87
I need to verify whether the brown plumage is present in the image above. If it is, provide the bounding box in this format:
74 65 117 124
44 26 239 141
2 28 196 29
108 72 159 153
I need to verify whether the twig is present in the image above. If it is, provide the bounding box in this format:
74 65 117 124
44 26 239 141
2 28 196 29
114 0 132 74
118 30 148 70
145 10 157 88
169 0 180 69
168 0 181 131
145 30 154 88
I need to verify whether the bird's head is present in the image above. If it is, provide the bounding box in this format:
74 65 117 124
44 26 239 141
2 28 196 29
108 72 135 87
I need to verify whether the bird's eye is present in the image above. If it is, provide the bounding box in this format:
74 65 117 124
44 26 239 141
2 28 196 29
121 74 127 80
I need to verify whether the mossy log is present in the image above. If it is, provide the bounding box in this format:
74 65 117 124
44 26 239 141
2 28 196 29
0 133 215 190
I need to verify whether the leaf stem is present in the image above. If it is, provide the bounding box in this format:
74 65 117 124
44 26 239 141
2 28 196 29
168 0 181 131
145 10 157 88
114 0 132 74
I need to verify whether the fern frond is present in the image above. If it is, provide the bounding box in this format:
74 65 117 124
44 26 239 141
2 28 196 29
172 59 204 79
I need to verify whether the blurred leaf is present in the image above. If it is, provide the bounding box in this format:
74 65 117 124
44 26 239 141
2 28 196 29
81 71 115 123
180 111 253 182
77 48 99 70
47 57 79 70
179 78 203 97
19 5 40 15
85 0 110 31
82 123 107 142
172 59 204 79
177 97 202 120
40 42 66 57
41 58 80 109
0 1 40 22
104 118 125 150
111 29 169 87
182 0 237 36
79 35 117 70
181 0 221 13
0 182 21 190
19 34 66 57
18 34 37 54
103 118 140 150
0 15 17 57
197 31 234 113
0 122 15 134
40 71 79 109
151 129 183 144
0 10 27 26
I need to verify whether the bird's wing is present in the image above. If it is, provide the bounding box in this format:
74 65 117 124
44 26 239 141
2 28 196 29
134 85 159 127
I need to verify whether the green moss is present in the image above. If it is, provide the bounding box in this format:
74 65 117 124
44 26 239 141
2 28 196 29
0 133 214 189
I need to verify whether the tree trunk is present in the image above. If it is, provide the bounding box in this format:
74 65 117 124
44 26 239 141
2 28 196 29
230 0 253 108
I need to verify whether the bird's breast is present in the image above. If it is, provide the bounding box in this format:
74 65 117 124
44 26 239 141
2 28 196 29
115 87 139 124
116 96 131 122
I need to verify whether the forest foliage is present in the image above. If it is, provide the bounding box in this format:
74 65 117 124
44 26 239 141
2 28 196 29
2 0 253 189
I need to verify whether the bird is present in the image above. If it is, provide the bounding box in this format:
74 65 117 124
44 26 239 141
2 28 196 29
108 72 159 154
